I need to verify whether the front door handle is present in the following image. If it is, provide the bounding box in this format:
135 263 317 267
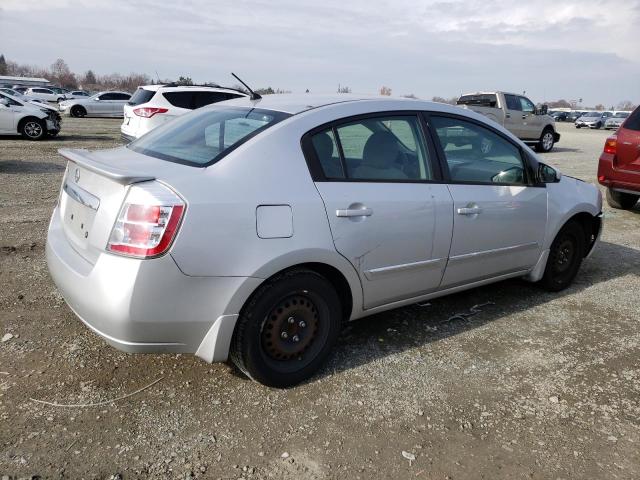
336 207 373 218
457 206 482 216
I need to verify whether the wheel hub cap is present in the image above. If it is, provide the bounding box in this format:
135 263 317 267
25 122 42 137
262 295 319 361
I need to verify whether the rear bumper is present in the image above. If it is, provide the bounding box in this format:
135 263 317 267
597 153 640 193
46 207 260 360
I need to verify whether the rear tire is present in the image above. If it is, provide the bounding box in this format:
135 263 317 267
606 188 639 209
536 128 555 152
20 118 46 140
230 269 342 388
540 221 585 292
70 105 86 118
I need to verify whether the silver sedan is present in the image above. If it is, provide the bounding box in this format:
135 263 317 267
58 91 131 118
46 95 603 387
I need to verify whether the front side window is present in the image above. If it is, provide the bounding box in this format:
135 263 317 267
113 93 131 101
431 116 528 185
128 107 290 166
519 97 535 113
310 116 432 181
98 93 114 100
504 94 521 111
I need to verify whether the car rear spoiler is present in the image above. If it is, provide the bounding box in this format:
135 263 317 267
58 148 155 185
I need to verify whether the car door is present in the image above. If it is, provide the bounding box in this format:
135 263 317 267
518 96 541 140
428 114 547 287
92 93 112 115
111 93 130 116
0 95 16 132
502 94 525 137
303 114 454 309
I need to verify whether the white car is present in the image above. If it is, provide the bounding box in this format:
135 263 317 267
121 84 247 141
65 90 92 100
24 87 67 103
47 94 602 387
0 91 61 139
59 91 131 118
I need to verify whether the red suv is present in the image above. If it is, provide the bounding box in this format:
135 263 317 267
598 106 640 209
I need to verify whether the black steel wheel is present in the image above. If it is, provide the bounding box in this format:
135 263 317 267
230 269 342 388
71 105 86 118
540 221 585 291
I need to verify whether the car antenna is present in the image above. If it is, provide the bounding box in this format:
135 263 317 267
231 73 261 101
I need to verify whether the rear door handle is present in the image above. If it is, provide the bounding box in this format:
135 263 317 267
505 113 511 119
457 206 482 216
336 207 373 218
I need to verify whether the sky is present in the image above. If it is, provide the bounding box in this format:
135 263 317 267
1 0 639 107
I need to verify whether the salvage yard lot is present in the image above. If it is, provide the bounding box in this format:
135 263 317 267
1 119 639 479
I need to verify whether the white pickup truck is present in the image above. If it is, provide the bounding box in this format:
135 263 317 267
457 92 560 152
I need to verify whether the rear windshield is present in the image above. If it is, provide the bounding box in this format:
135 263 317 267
625 107 640 131
127 107 290 167
457 94 497 107
127 88 156 106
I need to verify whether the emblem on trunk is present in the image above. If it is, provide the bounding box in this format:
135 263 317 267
74 168 80 183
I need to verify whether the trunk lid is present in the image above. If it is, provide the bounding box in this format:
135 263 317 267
56 147 188 264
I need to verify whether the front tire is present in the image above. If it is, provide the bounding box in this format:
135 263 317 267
540 221 585 292
70 105 86 118
230 269 343 388
606 188 639 209
536 128 555 152
20 119 46 140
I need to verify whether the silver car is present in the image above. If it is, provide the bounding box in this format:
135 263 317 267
604 111 630 130
58 91 131 118
46 95 603 387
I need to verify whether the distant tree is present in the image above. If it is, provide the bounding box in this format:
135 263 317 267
337 85 351 94
83 69 97 85
431 96 458 105
50 58 77 88
0 55 7 75
595 104 605 111
402 93 418 99
379 86 392 96
616 100 637 111
256 87 275 95
548 99 571 108
176 76 193 86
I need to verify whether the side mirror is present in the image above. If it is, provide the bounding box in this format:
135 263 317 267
94 97 101 101
538 163 561 183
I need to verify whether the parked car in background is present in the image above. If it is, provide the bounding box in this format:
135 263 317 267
0 91 61 139
457 91 559 152
121 84 247 141
575 111 613 129
49 86 71 96
24 87 67 103
0 88 59 111
47 95 602 387
550 111 569 122
598 106 640 209
12 86 29 94
567 111 586 122
58 91 131 118
604 111 630 130
65 90 92 100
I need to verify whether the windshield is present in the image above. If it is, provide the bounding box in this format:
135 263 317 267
583 112 599 117
128 107 290 167
613 112 629 118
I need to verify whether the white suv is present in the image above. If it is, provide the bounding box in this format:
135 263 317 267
121 84 247 141
24 87 67 103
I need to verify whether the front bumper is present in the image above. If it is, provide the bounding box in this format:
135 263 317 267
46 207 260 360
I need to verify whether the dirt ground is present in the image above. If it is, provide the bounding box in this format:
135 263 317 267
1 118 639 480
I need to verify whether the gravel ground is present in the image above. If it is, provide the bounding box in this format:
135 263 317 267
1 118 639 480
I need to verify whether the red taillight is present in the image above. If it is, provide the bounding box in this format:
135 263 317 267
603 137 617 155
107 183 185 259
133 107 168 118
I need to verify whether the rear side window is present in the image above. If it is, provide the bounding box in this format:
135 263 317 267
162 91 194 109
128 88 156 106
193 91 242 108
431 116 527 185
128 107 290 167
457 94 497 107
504 94 521 111
308 116 433 181
625 107 640 131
